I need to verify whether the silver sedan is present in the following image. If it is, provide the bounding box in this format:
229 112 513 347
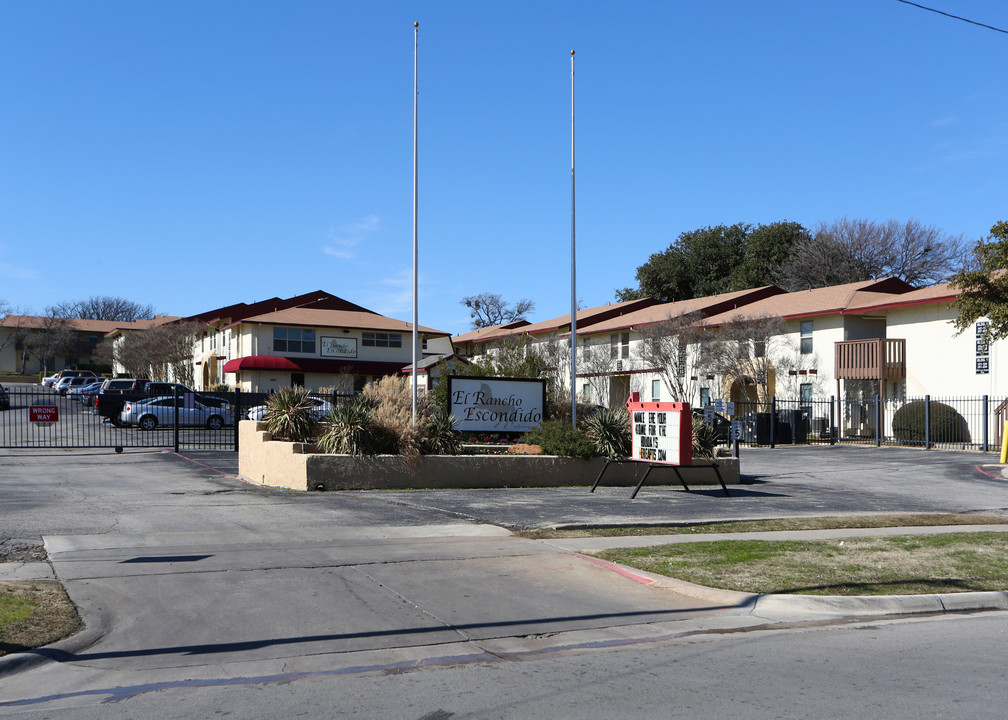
120 396 235 430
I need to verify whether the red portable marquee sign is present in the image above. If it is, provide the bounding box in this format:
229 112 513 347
625 393 691 466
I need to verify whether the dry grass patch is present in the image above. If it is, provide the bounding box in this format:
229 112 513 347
516 513 1008 539
0 581 82 656
596 532 1008 596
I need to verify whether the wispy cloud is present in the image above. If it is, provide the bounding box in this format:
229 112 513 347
322 214 381 260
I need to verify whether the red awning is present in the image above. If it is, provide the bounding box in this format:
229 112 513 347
222 356 406 376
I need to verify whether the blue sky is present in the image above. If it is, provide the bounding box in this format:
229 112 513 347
2 1 1006 335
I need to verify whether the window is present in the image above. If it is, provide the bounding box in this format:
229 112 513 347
362 332 402 348
800 320 813 354
581 337 592 360
610 332 629 360
676 346 687 378
800 383 813 407
273 327 316 354
700 387 710 408
651 379 661 401
754 339 766 358
581 383 592 402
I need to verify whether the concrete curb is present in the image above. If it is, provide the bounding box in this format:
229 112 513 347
584 557 1008 620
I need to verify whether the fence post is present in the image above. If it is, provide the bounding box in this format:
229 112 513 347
830 395 836 446
924 394 931 450
875 396 881 447
173 385 180 454
769 396 776 449
234 388 241 452
983 395 989 453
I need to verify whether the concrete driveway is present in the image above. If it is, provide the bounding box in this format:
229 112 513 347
1 444 1006 709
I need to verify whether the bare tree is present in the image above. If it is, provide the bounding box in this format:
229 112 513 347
115 322 200 383
461 293 535 329
575 335 618 407
49 296 157 322
635 311 709 404
776 217 970 291
21 314 78 374
704 315 787 406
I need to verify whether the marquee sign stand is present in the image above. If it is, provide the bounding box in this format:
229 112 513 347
590 394 729 498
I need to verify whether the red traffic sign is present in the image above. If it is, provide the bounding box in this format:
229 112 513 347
29 405 59 423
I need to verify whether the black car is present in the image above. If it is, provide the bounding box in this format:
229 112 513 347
0 384 10 411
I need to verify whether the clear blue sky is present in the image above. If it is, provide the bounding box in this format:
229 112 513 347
2 1 1006 335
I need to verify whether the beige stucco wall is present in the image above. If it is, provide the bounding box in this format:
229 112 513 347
886 303 1002 398
238 420 740 491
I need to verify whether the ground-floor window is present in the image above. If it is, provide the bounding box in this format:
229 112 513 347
651 379 661 401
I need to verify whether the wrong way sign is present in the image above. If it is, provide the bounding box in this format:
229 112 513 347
29 404 59 423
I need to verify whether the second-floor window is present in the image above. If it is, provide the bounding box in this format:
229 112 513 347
800 321 813 354
363 332 402 348
274 327 316 354
610 332 629 360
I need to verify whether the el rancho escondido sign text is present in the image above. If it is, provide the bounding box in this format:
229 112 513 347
447 376 546 433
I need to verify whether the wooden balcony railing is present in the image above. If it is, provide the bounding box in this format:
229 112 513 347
834 338 906 381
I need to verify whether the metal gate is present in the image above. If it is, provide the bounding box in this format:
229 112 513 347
0 384 270 451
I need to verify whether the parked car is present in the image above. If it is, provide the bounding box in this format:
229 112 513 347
52 377 78 395
69 380 105 405
0 384 9 411
56 376 100 396
119 396 234 431
41 373 60 388
246 395 332 421
95 380 228 425
48 370 96 388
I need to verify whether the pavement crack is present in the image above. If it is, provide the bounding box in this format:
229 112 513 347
349 565 474 643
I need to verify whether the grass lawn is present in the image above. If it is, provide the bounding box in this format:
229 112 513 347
596 532 1008 596
0 581 82 657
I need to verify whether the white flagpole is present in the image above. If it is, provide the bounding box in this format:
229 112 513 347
569 49 577 429
411 21 419 425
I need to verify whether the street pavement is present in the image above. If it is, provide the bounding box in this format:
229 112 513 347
1 445 1007 712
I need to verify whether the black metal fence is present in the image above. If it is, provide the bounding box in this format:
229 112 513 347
720 395 1001 452
0 384 278 451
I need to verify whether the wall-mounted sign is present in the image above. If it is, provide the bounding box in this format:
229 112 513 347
321 336 357 358
976 321 990 374
626 393 691 466
447 376 545 433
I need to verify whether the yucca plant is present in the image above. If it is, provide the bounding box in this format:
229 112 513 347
584 406 631 460
316 396 375 455
424 410 462 455
263 387 319 443
692 420 718 461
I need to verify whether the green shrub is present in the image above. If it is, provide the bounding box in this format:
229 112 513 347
317 395 375 455
892 400 970 445
524 420 597 459
584 406 631 459
263 387 319 443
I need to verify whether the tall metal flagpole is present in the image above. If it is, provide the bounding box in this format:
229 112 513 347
411 21 419 424
569 49 577 429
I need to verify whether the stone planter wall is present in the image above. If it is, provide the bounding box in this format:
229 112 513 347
238 420 740 491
